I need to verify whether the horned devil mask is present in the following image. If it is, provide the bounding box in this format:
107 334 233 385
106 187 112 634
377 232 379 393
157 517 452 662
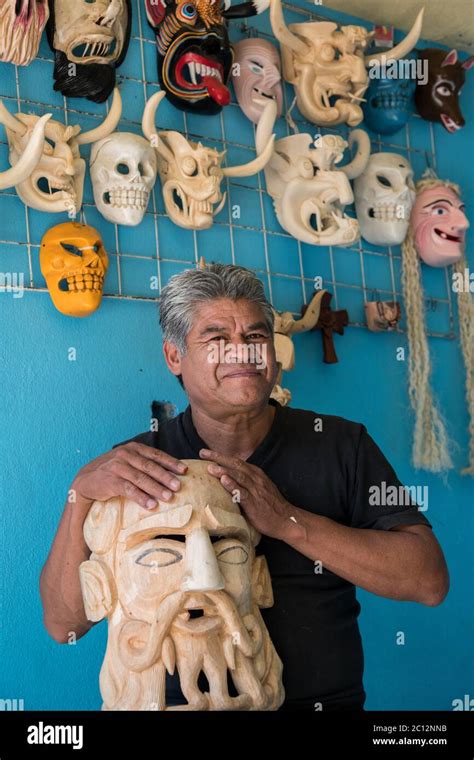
0 0 49 66
256 100 370 246
144 0 272 115
0 89 121 214
142 91 274 230
46 0 132 103
269 0 423 127
415 48 474 134
79 460 285 710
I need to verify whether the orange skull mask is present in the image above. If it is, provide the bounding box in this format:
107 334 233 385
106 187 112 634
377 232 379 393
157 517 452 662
40 222 109 317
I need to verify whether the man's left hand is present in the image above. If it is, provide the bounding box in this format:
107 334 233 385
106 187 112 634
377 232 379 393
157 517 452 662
199 448 294 539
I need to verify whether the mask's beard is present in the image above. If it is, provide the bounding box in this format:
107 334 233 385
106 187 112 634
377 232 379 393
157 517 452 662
0 4 46 66
106 590 282 710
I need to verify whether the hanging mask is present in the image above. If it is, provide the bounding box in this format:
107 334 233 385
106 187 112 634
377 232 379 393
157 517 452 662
40 222 109 317
46 0 131 103
255 100 370 246
0 0 49 65
231 37 282 124
415 48 474 134
354 153 415 246
145 0 271 115
90 133 158 226
410 183 469 267
269 0 423 128
142 91 274 230
79 460 285 710
363 57 416 135
0 88 121 214
365 301 401 332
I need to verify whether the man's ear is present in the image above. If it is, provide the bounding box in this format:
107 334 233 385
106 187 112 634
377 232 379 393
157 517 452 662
252 555 274 608
79 560 116 622
163 340 183 378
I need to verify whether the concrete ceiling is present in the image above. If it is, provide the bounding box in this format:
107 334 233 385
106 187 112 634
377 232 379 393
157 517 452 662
321 0 474 54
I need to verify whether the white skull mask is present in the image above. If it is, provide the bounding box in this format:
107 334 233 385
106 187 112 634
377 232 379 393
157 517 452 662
270 0 424 127
354 153 416 246
50 0 128 64
0 0 49 65
0 88 122 214
90 133 158 226
142 92 275 231
256 101 370 246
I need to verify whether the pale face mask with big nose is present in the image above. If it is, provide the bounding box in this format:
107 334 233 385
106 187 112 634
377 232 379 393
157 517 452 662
90 133 158 226
231 38 283 124
410 185 469 267
354 153 416 246
79 460 285 711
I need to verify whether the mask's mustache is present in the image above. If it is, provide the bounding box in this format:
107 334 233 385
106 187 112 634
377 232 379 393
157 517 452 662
117 590 254 674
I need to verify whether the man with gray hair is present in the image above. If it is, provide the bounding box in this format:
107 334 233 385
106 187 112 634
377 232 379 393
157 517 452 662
40 262 448 711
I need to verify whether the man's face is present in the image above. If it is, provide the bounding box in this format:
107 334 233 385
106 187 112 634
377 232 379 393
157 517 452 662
165 298 278 410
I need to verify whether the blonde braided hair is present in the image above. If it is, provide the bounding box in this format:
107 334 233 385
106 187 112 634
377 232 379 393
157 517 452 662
401 177 473 474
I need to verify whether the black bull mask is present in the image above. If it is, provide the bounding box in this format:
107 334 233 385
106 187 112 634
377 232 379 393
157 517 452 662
415 48 474 133
145 0 270 114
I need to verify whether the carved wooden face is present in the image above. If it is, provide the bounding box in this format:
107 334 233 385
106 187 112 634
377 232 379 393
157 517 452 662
79 460 284 710
411 185 469 268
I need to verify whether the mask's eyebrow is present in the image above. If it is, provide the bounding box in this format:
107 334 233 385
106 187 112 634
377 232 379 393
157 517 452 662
120 504 193 546
204 505 251 540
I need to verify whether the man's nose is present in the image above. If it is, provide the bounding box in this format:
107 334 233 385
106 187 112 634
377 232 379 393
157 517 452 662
181 528 225 592
450 207 470 232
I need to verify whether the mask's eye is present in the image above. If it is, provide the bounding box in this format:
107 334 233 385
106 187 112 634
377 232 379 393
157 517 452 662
60 242 83 256
216 544 249 565
436 85 452 97
431 206 448 216
116 163 130 175
248 60 264 75
136 547 183 568
182 156 198 176
320 43 335 62
376 175 392 188
177 2 197 23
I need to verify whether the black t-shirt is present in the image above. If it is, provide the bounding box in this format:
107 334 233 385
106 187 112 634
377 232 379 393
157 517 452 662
113 399 432 710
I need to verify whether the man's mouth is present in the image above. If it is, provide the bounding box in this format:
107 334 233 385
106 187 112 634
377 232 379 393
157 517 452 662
175 52 230 104
223 369 263 378
434 227 463 243
440 113 462 133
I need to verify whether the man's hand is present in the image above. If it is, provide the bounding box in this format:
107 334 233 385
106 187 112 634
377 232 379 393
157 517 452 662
199 448 293 539
73 442 188 510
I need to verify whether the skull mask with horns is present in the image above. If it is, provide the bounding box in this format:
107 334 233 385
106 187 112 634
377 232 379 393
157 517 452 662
145 0 271 114
269 0 424 128
142 91 275 230
0 88 122 214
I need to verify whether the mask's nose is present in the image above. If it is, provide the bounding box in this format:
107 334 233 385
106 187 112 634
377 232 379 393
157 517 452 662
181 528 225 592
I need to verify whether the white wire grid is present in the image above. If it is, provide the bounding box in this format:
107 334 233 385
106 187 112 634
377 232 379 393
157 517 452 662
0 0 456 338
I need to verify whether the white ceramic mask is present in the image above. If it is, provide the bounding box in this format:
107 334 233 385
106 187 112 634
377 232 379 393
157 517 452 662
0 0 49 65
256 100 370 246
231 37 283 124
0 88 121 214
90 133 158 226
270 0 424 127
354 153 416 246
142 91 275 231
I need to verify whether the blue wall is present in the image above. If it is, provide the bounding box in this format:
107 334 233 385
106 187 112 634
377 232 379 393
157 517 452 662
0 1 473 710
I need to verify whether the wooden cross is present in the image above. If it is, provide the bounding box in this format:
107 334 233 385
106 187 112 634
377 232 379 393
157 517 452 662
301 291 349 364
